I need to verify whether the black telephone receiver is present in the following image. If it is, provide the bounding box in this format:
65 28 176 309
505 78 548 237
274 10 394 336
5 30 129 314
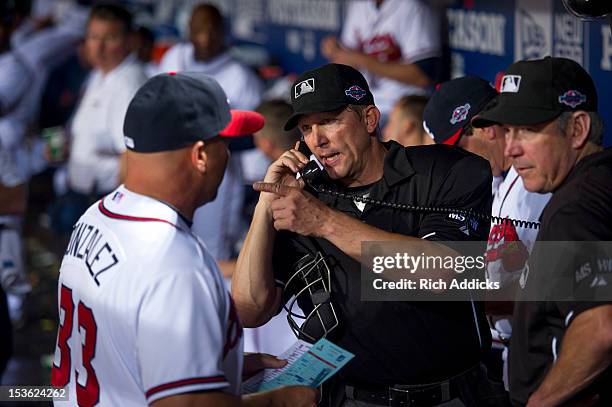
297 139 331 191
295 140 539 229
298 137 325 184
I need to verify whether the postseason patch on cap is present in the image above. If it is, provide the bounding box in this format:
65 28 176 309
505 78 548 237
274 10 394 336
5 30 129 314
558 90 587 108
295 78 315 98
500 75 522 93
450 103 471 125
345 85 367 100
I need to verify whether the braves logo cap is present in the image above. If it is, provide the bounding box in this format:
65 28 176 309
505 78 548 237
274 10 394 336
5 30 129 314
284 63 374 131
472 56 598 128
423 76 497 145
123 72 264 153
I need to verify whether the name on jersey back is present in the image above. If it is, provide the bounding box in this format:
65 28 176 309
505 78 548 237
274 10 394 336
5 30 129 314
64 221 120 286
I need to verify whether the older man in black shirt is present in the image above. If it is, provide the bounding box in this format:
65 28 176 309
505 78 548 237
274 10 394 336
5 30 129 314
232 64 505 406
474 56 612 406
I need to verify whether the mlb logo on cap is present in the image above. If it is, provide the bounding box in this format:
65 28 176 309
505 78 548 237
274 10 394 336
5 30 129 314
295 78 315 98
500 75 522 93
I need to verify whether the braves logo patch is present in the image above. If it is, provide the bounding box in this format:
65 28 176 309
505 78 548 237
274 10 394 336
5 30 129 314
345 85 367 100
558 90 586 108
450 103 471 125
295 78 315 98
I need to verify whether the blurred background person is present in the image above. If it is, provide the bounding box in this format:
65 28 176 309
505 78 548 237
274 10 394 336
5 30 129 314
1 0 89 331
159 3 262 110
321 0 443 120
253 100 301 161
132 25 156 77
159 3 266 263
52 3 146 235
382 95 432 147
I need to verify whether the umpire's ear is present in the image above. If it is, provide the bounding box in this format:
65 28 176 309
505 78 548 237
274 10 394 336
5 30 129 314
364 105 381 134
190 140 209 174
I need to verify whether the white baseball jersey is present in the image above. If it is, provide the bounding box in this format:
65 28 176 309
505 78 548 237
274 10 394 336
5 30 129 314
52 186 243 406
340 0 441 115
486 166 552 298
485 166 551 389
68 55 147 195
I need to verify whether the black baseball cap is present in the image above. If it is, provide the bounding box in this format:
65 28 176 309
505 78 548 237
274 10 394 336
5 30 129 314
284 63 375 131
123 72 264 153
423 76 497 145
472 56 598 128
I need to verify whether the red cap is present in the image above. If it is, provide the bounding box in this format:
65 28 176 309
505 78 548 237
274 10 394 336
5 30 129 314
220 110 265 137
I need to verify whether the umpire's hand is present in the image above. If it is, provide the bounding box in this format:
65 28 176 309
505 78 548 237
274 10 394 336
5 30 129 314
253 182 330 237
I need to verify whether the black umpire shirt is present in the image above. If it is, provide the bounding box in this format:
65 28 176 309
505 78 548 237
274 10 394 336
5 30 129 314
509 148 612 406
273 141 493 386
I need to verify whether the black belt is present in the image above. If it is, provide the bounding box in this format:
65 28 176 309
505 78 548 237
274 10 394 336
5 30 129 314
345 364 480 407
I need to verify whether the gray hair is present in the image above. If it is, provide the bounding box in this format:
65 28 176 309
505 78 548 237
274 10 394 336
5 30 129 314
556 111 605 146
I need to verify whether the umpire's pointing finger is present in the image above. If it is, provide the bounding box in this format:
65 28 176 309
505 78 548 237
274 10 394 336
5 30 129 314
253 182 293 195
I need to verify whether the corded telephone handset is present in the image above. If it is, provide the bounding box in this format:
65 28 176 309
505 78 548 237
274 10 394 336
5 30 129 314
296 141 540 229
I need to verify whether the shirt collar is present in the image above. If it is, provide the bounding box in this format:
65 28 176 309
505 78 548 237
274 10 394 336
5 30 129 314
380 140 416 187
186 46 232 71
94 53 137 82
99 185 192 231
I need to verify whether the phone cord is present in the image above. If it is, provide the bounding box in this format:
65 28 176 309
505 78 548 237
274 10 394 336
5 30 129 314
316 187 540 230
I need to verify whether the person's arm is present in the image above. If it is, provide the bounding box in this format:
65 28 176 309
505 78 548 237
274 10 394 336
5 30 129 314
232 200 284 327
150 386 317 407
527 304 612 407
251 151 491 281
218 260 236 279
232 146 308 327
253 182 460 283
320 37 431 88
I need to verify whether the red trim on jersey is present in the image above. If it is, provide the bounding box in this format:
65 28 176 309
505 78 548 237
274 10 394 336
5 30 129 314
145 376 227 399
98 200 177 228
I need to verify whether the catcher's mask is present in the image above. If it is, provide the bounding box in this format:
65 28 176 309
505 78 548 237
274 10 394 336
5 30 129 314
283 251 339 343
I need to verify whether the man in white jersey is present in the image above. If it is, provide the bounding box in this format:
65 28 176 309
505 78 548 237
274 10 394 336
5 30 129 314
51 72 316 407
321 0 442 117
159 3 266 262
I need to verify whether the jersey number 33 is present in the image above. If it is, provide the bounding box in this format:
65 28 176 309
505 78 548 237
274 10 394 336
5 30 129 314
52 285 100 407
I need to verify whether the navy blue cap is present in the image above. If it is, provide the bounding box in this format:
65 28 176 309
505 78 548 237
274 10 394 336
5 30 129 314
423 76 497 145
123 72 264 153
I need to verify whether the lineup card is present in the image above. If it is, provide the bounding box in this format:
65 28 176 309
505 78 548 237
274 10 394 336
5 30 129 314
242 338 354 393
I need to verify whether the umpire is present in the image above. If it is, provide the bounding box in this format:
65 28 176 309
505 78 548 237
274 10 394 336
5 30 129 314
473 56 612 406
232 64 508 406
